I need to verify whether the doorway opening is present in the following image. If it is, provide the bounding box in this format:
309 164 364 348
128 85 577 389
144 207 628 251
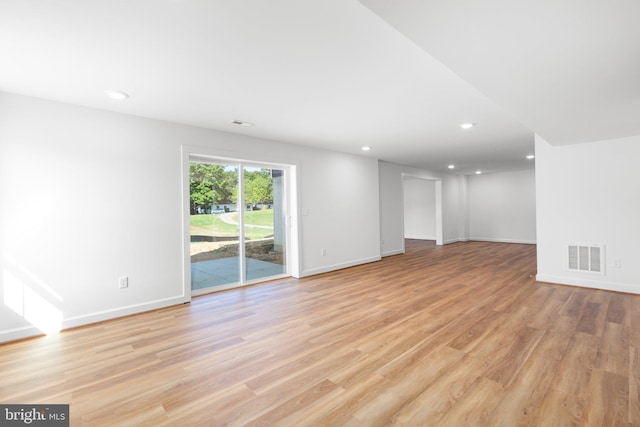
401 174 443 252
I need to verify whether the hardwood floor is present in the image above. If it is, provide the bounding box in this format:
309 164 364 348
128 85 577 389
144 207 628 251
2 240 639 426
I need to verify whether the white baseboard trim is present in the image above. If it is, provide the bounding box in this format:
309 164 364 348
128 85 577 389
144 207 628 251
0 294 190 344
382 249 404 257
536 274 640 294
469 237 537 245
0 325 44 344
444 238 468 245
301 256 381 277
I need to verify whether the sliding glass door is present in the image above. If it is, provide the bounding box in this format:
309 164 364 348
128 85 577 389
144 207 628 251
189 159 288 293
189 161 240 290
243 166 286 281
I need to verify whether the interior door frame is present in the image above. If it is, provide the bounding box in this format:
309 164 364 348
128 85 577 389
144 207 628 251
181 145 300 299
400 173 443 251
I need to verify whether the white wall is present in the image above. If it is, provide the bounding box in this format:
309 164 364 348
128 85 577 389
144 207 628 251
468 169 536 244
379 161 407 256
535 134 640 293
443 174 468 244
403 178 436 239
456 175 470 243
296 150 381 276
0 92 381 342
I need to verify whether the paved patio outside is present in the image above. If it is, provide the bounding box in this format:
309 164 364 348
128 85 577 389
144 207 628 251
191 257 285 289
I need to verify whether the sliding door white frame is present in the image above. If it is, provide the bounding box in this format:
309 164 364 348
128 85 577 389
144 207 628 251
181 145 300 299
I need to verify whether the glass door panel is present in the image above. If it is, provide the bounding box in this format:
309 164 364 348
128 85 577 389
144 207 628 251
189 161 239 290
243 167 287 281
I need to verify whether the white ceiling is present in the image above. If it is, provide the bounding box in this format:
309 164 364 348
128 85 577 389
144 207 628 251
1 1 636 175
360 0 640 145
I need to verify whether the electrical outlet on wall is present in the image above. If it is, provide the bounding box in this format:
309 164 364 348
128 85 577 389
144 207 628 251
119 276 129 288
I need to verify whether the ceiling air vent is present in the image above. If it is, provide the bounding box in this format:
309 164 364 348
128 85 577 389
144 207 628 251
567 243 604 274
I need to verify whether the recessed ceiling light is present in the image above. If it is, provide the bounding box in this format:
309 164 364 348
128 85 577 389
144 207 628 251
475 170 482 175
448 164 455 169
526 154 535 159
460 122 475 129
104 90 129 100
361 146 371 151
232 120 254 127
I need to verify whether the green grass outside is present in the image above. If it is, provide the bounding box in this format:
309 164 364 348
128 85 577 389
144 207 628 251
190 209 274 240
230 209 274 227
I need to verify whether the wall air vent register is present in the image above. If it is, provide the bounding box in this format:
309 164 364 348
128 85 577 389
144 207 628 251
567 243 604 274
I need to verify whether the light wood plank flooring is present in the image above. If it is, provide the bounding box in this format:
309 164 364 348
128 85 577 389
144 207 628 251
1 240 639 426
